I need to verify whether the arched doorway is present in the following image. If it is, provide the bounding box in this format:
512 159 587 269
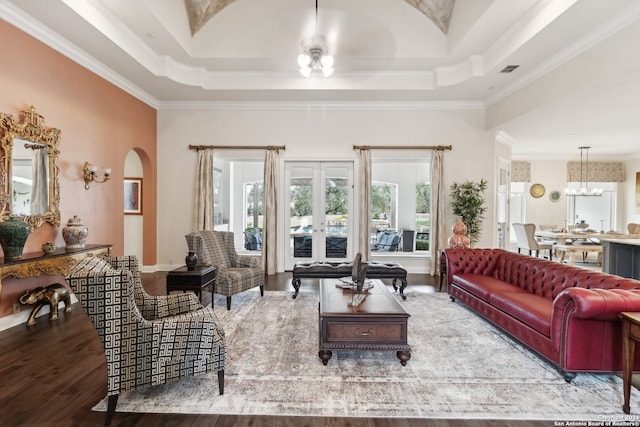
124 150 143 259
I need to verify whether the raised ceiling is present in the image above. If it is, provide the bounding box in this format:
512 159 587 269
1 0 639 159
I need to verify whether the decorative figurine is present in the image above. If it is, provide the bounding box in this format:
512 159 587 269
19 283 72 326
448 218 471 249
41 241 56 255
185 251 198 270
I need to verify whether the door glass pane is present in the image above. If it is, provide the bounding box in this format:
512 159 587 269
497 166 508 248
290 167 313 258
243 182 263 251
415 183 429 251
325 167 348 259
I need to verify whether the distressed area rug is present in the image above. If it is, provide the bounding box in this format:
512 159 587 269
94 288 640 420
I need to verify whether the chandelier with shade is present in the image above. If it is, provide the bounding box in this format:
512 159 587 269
565 146 603 196
297 0 334 78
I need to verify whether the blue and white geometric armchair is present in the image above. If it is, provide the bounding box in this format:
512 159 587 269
65 255 225 426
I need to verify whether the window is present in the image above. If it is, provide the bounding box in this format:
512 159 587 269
371 159 430 252
216 160 264 251
371 182 396 233
415 183 430 250
244 182 264 231
567 183 617 231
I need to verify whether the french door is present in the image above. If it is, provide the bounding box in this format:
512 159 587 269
496 157 510 248
284 161 354 270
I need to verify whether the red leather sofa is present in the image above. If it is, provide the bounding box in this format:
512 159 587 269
443 248 640 381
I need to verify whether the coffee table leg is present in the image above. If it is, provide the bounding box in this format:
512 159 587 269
292 278 301 299
397 351 411 366
392 278 408 300
318 350 332 365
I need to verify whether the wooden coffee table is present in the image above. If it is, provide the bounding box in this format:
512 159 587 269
318 279 411 365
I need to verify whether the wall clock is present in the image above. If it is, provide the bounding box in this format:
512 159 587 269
530 183 545 198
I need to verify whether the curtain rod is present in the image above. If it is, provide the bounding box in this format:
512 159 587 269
353 145 452 151
189 144 286 151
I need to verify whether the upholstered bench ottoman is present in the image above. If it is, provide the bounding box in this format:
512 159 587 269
291 260 408 299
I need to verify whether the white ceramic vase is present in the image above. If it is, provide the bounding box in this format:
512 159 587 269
62 215 88 250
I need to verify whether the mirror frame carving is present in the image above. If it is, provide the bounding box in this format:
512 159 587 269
0 106 61 229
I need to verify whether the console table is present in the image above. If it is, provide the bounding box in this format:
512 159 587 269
0 244 112 302
620 311 640 414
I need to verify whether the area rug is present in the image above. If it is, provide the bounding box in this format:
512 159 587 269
94 288 640 420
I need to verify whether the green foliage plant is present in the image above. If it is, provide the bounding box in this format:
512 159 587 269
449 179 488 246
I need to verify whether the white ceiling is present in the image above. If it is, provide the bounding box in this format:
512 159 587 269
1 0 639 160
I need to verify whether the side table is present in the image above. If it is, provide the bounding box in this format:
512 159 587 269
166 265 216 308
620 311 640 414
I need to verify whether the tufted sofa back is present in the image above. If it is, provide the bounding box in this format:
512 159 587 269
444 248 640 301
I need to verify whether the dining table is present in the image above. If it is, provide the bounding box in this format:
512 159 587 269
535 230 640 245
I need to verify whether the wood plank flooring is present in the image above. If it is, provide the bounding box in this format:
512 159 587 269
0 271 553 426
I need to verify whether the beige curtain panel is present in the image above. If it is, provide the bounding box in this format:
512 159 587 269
261 148 279 275
193 149 215 231
429 149 446 277
357 148 372 261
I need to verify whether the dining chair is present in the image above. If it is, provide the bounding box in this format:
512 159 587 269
512 223 554 259
628 223 640 234
538 224 558 231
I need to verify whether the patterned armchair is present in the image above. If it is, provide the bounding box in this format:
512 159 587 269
65 255 225 426
186 230 264 310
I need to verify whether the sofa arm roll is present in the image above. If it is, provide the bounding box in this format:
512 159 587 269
554 288 640 321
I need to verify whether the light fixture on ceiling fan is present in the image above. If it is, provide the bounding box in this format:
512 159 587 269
564 146 603 196
297 0 334 78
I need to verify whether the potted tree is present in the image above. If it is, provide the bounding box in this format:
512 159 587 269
449 179 488 246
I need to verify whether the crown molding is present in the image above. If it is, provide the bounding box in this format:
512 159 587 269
485 1 640 107
156 100 484 112
0 0 159 108
6 0 638 113
495 130 516 146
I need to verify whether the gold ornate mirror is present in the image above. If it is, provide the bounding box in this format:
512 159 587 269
0 106 61 229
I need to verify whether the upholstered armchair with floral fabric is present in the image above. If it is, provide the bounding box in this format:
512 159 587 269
186 230 264 310
65 255 225 426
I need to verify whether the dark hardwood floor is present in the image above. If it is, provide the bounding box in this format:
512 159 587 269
0 271 553 427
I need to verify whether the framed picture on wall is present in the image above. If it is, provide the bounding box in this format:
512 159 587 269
124 177 143 215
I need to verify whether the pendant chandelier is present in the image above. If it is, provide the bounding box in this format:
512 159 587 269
297 0 334 78
565 146 603 196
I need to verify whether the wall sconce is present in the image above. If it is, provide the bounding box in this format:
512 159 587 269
83 162 111 190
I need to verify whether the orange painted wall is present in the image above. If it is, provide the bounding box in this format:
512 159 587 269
0 20 157 318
